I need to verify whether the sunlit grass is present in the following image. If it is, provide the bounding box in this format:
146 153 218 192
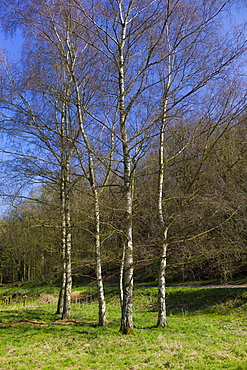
0 284 247 369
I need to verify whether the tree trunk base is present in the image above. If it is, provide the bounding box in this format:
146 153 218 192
156 321 168 328
119 325 134 335
62 313 70 320
98 318 106 327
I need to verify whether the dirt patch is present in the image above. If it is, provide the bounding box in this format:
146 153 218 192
38 293 58 304
70 291 90 303
0 319 98 327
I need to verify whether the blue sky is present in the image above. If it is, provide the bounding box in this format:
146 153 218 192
0 29 23 60
0 3 246 60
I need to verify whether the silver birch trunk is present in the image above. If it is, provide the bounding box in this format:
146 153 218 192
56 250 66 314
156 228 168 327
56 175 67 315
156 98 169 327
94 187 106 326
156 109 168 326
120 188 134 334
73 77 107 326
60 99 73 321
119 244 125 308
62 161 72 320
156 20 173 327
118 5 134 334
56 270 66 315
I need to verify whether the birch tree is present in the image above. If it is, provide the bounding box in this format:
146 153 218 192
72 0 168 334
153 0 246 327
32 1 112 325
62 24 111 326
0 5 81 318
0 0 110 324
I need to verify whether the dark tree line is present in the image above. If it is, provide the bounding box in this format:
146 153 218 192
1 116 247 282
0 0 246 333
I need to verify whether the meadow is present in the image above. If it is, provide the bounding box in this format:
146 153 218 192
0 283 247 369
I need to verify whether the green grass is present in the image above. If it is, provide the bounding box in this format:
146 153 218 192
0 284 247 369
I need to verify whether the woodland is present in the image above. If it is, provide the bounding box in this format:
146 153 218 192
0 0 246 334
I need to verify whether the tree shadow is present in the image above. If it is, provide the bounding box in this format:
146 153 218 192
150 287 247 314
0 308 57 323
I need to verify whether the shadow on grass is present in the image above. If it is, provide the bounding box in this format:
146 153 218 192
0 308 59 323
0 320 100 341
0 307 111 333
162 287 247 314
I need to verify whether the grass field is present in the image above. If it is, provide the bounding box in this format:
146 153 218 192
0 283 247 369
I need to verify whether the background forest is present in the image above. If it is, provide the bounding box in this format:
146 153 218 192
0 0 246 331
0 119 246 285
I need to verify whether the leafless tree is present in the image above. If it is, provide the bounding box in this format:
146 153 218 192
71 0 170 334
153 0 246 327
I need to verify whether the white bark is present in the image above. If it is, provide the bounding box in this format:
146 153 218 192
118 3 134 334
94 188 106 326
73 69 107 325
156 21 172 325
61 156 72 320
119 243 125 308
56 254 66 315
157 228 168 327
156 99 169 326
60 98 73 320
